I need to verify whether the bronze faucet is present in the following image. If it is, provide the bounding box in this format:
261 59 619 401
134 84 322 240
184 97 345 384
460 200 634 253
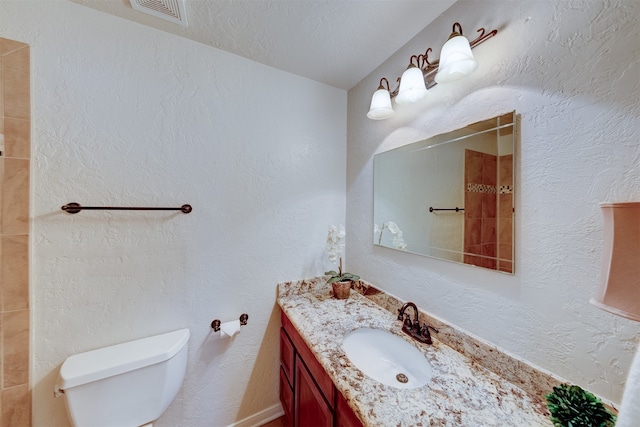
397 302 439 345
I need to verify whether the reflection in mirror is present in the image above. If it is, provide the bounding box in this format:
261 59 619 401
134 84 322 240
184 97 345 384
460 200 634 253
373 112 516 273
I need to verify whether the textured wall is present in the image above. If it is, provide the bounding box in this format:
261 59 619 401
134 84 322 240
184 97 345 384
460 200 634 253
1 1 346 426
347 0 640 405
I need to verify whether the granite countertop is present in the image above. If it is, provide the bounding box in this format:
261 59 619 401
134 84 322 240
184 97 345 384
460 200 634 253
277 278 552 427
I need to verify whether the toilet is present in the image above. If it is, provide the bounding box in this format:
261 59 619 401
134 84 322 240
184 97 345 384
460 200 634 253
55 328 190 427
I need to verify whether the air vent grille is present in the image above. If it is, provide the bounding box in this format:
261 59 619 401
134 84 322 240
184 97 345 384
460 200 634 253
129 0 188 27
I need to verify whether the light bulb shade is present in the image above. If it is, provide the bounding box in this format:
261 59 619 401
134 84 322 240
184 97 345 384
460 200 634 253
590 202 640 321
367 88 395 120
435 35 478 84
395 66 428 105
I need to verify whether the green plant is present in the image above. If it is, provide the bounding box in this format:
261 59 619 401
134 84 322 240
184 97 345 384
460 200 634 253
325 270 360 284
325 258 360 284
546 384 616 427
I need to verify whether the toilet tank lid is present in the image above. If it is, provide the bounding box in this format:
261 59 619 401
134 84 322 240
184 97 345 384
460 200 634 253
56 328 190 391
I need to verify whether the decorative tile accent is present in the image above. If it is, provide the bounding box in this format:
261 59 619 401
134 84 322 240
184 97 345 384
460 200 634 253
466 183 497 194
499 185 514 194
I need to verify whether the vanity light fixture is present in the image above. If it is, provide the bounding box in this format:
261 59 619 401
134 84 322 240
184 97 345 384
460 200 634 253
396 56 429 105
367 78 395 120
367 22 498 120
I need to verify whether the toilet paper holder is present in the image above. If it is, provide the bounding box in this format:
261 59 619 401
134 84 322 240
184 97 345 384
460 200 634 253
211 313 249 332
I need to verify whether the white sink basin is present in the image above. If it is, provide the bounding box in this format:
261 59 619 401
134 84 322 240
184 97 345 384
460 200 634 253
342 328 433 389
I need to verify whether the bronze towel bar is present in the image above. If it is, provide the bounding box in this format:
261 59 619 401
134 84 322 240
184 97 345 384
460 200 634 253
429 206 464 212
61 203 192 214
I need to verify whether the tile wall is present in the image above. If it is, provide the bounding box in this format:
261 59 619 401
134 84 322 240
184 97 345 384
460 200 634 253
0 37 31 426
463 149 498 269
463 149 514 273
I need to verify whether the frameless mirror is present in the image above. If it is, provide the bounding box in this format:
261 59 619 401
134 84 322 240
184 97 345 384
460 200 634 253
373 112 516 273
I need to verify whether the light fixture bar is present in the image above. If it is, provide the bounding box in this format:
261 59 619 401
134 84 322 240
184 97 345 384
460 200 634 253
386 23 497 99
370 22 498 113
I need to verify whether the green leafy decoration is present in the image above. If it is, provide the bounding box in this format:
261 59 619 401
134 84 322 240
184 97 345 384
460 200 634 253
324 271 360 284
546 384 616 427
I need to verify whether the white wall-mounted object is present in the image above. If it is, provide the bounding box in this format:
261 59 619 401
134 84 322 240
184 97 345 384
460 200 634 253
590 202 640 427
590 202 640 321
129 0 188 27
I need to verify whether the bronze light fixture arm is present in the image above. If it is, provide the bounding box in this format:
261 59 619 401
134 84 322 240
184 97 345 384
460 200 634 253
380 22 498 99
375 77 393 93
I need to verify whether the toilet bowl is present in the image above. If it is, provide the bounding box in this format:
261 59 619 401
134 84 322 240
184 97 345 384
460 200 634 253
55 328 190 427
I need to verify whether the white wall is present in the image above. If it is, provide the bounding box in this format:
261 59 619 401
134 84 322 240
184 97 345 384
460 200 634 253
1 1 346 426
347 0 640 405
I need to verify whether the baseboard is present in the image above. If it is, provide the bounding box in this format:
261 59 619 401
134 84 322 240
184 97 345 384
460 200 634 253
228 403 284 427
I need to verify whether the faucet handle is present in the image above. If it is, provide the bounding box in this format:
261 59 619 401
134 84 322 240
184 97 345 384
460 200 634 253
418 323 438 344
402 314 413 330
420 324 439 340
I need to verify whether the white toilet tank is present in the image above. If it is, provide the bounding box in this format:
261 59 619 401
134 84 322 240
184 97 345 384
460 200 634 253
55 328 190 427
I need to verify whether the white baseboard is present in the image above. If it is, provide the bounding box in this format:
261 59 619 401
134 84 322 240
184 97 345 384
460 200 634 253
228 403 285 427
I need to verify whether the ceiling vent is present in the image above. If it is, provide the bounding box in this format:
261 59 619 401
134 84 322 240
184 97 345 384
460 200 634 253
129 0 188 27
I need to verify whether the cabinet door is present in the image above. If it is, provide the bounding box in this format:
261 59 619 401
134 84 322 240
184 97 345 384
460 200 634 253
294 355 333 427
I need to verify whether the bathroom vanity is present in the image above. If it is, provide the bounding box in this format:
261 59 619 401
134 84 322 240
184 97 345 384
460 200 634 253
280 310 363 427
277 277 552 426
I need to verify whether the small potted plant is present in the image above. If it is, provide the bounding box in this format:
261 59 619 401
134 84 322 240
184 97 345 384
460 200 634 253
546 384 616 427
325 225 360 299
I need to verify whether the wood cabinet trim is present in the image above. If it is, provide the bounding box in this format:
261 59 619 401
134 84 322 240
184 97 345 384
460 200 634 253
280 327 295 388
279 367 294 425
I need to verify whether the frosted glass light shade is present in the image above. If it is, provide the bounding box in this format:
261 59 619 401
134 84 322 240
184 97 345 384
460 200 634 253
367 88 395 120
590 202 640 321
434 35 478 84
395 66 428 105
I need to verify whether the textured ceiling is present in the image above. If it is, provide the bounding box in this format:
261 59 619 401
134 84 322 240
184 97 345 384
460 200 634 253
70 0 457 90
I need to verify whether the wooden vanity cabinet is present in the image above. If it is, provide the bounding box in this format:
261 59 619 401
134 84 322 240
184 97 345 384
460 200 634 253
295 354 333 427
336 392 364 427
280 311 363 427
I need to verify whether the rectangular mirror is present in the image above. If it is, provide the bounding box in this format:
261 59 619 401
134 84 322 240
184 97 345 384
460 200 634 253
373 112 516 273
